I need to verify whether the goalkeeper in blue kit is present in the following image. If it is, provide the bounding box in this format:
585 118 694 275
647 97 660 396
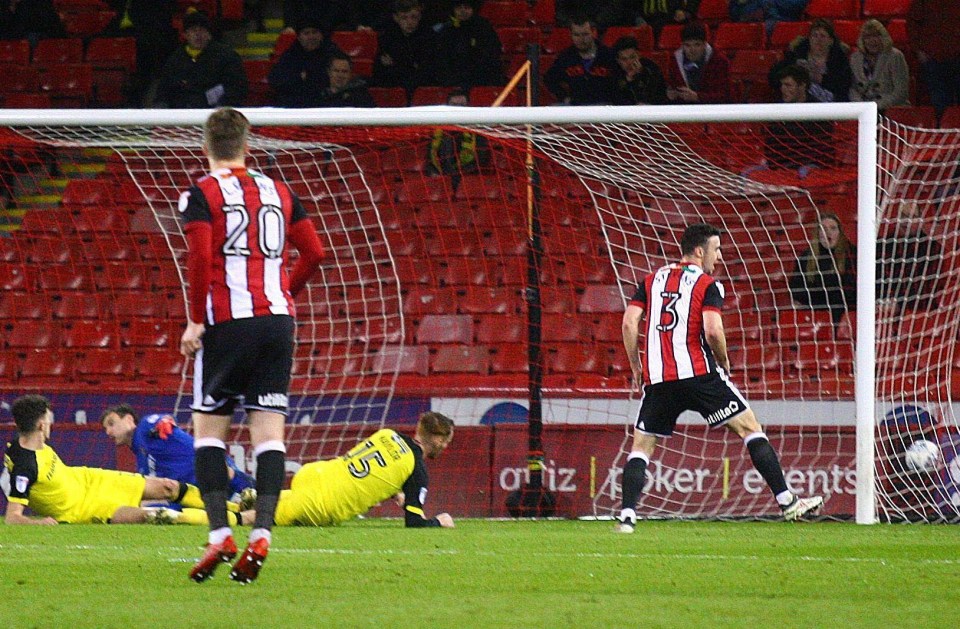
100 404 254 499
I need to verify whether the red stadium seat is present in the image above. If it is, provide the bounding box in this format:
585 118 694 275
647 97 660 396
476 315 525 343
271 31 296 60
432 345 491 373
32 38 84 67
469 85 522 106
120 319 173 348
372 344 429 375
0 352 18 381
578 285 625 313
831 20 863 47
0 292 46 320
884 106 938 129
415 314 474 344
600 26 654 51
769 22 811 49
37 265 88 291
792 340 854 374
410 85 451 106
489 343 528 373
93 262 150 291
0 262 27 290
86 37 137 72
0 39 30 65
885 19 907 48
134 348 185 382
592 313 622 342
75 348 128 382
804 0 859 19
697 0 730 24
658 24 709 50
527 0 554 26
498 27 540 54
777 309 834 342
61 179 113 205
542 313 584 342
713 22 765 52
243 59 272 106
52 293 102 320
20 349 72 384
459 287 524 314
60 9 117 37
940 107 960 130
481 1 528 27
5 320 62 349
540 28 571 55
403 287 457 315
438 258 491 286
63 320 116 349
330 31 378 60
0 65 39 95
368 87 408 107
862 0 911 19
39 63 94 107
546 344 600 374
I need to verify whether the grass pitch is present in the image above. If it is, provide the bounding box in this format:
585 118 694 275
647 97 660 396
0 519 957 628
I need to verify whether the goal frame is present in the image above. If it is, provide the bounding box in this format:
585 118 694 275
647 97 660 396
0 102 879 523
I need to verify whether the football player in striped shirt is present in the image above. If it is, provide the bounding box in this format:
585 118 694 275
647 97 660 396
179 108 325 583
616 223 823 531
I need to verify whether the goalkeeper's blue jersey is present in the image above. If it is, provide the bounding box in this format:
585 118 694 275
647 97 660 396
132 414 254 495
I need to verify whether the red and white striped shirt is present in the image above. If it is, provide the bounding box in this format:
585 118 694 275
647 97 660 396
179 167 323 326
630 263 725 385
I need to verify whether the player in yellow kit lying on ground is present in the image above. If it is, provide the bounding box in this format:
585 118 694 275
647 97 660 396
3 395 234 525
239 411 455 528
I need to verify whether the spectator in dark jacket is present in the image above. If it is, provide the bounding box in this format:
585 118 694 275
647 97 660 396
665 21 729 104
106 0 179 106
317 51 375 107
633 0 701 37
0 0 65 45
764 65 835 172
769 18 852 103
789 212 856 323
435 0 504 88
544 15 620 105
155 11 248 108
729 0 808 35
612 36 668 105
269 18 343 107
373 0 438 94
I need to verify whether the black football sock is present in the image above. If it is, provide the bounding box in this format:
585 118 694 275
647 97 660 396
195 446 231 531
620 456 648 518
746 435 789 497
253 450 285 531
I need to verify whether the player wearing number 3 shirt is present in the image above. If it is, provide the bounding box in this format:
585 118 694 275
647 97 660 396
180 108 325 583
615 223 823 531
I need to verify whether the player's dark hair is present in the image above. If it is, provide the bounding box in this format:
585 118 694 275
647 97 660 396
613 36 640 55
99 403 137 425
11 394 51 434
418 411 454 437
327 49 352 69
203 107 249 162
778 64 811 88
393 0 421 13
680 223 721 256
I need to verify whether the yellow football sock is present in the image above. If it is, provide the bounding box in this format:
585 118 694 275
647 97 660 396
177 508 240 527
176 483 205 509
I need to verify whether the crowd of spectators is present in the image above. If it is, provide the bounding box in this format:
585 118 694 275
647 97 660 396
0 1 952 117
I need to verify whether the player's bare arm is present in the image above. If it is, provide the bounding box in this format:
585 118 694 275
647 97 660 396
703 310 730 372
3 501 58 525
622 303 645 388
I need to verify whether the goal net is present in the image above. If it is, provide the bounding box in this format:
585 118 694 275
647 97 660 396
0 104 958 523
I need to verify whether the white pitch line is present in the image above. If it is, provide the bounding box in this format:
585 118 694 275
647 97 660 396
2 543 957 566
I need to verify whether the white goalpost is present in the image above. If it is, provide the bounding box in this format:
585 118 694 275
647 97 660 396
4 101 959 524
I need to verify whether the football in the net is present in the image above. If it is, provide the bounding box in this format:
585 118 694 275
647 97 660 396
904 439 940 472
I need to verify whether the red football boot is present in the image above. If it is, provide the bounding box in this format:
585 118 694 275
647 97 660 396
189 536 238 583
230 538 270 584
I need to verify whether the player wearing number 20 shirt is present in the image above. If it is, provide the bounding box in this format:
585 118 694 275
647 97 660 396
179 164 325 415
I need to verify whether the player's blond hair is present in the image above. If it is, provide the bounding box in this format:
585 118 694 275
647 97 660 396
417 411 454 437
203 107 249 162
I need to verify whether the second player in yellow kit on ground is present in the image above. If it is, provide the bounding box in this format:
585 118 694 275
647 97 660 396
240 412 455 528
